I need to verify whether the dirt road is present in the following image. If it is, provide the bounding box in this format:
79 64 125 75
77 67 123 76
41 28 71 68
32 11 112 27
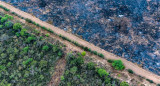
0 1 160 84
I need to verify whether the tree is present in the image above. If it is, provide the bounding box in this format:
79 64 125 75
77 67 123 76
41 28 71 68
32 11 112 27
26 37 35 43
112 60 125 70
5 21 13 28
5 14 13 20
87 62 96 70
1 17 8 23
42 45 49 51
81 51 86 56
120 81 129 86
97 68 109 78
13 23 22 30
20 28 27 36
70 66 77 75
128 69 134 74
76 56 84 67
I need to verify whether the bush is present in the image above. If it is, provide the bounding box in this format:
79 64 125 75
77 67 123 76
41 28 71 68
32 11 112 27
42 45 49 51
112 60 125 70
1 17 8 23
98 53 104 58
26 37 35 43
0 25 3 29
13 23 22 30
5 14 13 20
5 21 13 28
23 58 33 65
128 69 134 74
97 68 109 78
23 47 29 52
45 34 49 37
157 84 160 86
20 28 27 36
107 59 114 63
93 51 98 55
60 76 65 81
39 60 48 68
146 79 154 83
81 51 86 56
70 66 77 75
87 62 96 70
120 81 129 86
76 56 84 67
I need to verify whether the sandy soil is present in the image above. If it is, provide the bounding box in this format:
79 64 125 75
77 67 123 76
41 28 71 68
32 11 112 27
0 1 160 84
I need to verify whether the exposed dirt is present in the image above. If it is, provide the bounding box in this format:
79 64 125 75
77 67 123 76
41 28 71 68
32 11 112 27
48 57 66 86
0 1 160 84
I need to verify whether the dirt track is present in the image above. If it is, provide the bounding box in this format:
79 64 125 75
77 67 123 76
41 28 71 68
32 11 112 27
0 1 160 84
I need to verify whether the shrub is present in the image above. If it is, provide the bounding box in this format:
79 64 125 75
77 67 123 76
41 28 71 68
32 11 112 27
76 56 84 67
25 18 33 23
112 60 125 70
1 17 8 23
157 84 160 86
20 28 27 36
23 47 29 52
146 79 154 83
97 68 109 78
60 76 65 81
26 37 35 43
81 51 86 56
70 66 77 75
39 60 48 68
107 59 114 63
0 5 10 11
87 62 96 70
45 34 49 37
42 45 49 51
5 21 13 28
120 81 129 86
0 25 3 29
23 58 33 65
13 23 22 30
98 53 104 58
128 69 134 74
93 51 98 55
5 14 13 20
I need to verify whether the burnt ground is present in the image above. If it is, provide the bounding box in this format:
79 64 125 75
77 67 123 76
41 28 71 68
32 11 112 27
1 0 160 75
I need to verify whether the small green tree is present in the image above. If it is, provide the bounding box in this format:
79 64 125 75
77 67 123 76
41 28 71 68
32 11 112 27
70 66 77 75
5 21 13 28
0 25 3 29
5 14 13 20
39 60 47 68
87 62 96 70
23 47 29 52
112 60 125 70
42 45 49 51
120 81 129 86
1 17 8 23
20 28 27 36
60 76 65 81
45 34 49 37
128 69 134 74
97 68 109 78
26 37 35 43
13 23 22 30
81 51 86 56
76 56 84 67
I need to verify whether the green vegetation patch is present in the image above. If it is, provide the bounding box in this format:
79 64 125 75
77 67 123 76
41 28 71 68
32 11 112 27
0 13 64 86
